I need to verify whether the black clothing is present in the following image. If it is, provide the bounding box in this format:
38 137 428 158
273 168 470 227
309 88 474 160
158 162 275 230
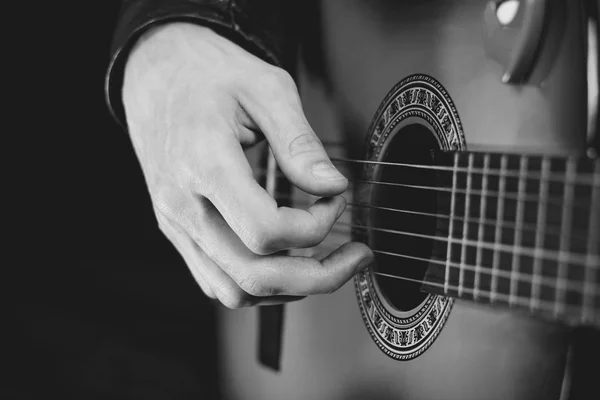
106 0 301 130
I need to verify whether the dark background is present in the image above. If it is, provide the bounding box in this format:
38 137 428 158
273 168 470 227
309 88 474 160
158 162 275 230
15 2 221 399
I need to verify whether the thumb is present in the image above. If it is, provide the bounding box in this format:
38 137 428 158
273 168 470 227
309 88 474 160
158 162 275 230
238 70 348 197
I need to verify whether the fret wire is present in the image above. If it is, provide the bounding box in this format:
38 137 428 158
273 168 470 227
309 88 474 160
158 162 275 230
531 156 550 312
474 153 489 300
275 197 591 241
335 221 599 267
278 194 594 246
491 155 507 303
510 156 528 306
459 153 474 297
555 158 576 317
372 269 596 325
273 191 596 267
445 152 459 294
582 162 600 323
368 249 592 292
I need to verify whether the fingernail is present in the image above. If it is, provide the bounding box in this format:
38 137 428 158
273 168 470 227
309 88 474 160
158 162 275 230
357 253 375 271
312 162 346 181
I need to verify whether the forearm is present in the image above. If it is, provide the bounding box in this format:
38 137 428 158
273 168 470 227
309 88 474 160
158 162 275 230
105 0 301 130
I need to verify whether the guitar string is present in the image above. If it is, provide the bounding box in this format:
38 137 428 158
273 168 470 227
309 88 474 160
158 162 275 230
257 189 598 274
310 237 598 301
329 157 600 187
254 161 600 189
310 139 598 179
294 232 598 314
347 201 588 241
250 159 598 278
330 221 599 269
253 170 594 212
369 270 596 317
350 179 590 210
300 223 597 294
366 248 593 290
274 206 598 277
264 189 593 243
279 196 590 241
283 147 598 310
307 244 597 314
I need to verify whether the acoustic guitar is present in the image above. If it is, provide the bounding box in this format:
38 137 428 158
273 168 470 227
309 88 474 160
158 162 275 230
218 1 599 399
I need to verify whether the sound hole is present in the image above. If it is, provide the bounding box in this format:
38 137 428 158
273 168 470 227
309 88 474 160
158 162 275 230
371 124 439 312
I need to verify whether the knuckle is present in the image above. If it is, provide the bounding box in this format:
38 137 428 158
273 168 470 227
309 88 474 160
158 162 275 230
245 224 280 255
260 67 296 92
175 160 210 196
172 161 197 192
152 187 207 244
294 216 329 249
215 286 249 309
192 162 229 198
270 67 296 89
171 150 229 200
153 187 179 219
200 284 217 299
237 274 272 297
183 260 215 298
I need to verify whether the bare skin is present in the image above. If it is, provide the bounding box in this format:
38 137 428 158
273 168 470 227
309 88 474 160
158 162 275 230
122 23 373 308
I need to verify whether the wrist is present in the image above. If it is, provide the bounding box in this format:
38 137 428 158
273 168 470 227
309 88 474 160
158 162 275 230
122 23 204 123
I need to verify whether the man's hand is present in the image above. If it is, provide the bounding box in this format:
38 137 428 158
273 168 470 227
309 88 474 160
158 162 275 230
122 23 373 308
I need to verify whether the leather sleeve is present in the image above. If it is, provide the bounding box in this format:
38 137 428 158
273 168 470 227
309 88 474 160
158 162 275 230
105 0 301 130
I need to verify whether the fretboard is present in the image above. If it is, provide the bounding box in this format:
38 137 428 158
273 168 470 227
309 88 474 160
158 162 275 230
422 151 600 328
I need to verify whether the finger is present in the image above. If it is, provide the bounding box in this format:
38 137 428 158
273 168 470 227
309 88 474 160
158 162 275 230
156 211 216 299
157 199 306 308
159 209 251 307
192 139 348 254
182 200 375 297
229 242 375 297
236 67 348 197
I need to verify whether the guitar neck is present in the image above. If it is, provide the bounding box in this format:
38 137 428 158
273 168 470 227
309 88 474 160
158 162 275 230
422 151 600 328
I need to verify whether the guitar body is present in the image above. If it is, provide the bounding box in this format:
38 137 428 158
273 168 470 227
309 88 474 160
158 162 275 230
219 1 593 399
